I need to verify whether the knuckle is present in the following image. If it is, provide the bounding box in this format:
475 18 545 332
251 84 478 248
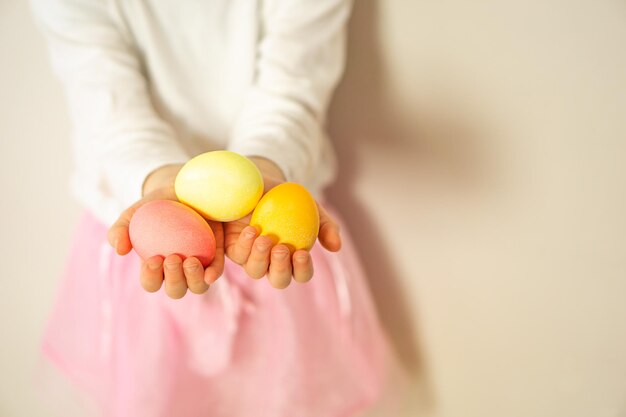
295 271 313 283
245 265 266 280
166 287 187 299
188 283 209 294
270 258 292 274
269 275 291 289
141 279 161 293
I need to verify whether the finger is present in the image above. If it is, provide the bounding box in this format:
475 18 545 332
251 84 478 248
183 257 209 294
317 203 342 252
227 226 258 265
140 256 165 292
163 254 187 299
292 250 314 283
267 245 292 289
244 236 273 279
224 215 252 259
107 205 139 255
205 221 225 285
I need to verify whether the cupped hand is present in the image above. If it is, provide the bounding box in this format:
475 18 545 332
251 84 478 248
106 164 225 299
224 157 342 289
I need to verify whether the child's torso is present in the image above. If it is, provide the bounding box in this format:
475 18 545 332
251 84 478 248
112 0 259 155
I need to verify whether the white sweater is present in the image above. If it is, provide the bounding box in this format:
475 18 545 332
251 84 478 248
31 0 350 225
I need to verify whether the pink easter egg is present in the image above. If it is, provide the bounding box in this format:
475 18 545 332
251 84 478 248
129 200 216 267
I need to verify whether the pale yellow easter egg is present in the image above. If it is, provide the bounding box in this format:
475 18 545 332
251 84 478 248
175 151 264 221
250 182 320 252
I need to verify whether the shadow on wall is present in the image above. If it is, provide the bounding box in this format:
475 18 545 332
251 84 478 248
328 0 495 409
327 0 429 400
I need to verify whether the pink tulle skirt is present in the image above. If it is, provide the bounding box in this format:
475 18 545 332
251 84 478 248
41 208 398 417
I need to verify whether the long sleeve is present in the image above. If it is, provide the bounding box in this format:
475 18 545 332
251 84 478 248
31 0 189 223
228 0 352 184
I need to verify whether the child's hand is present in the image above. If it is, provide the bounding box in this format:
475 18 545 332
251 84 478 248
224 157 342 289
107 164 225 299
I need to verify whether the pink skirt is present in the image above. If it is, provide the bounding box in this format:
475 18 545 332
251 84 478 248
41 208 398 417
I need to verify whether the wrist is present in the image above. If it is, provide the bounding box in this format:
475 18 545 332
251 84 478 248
248 156 286 182
247 156 286 193
142 163 184 197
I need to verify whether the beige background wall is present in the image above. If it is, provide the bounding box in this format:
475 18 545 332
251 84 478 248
2 0 625 416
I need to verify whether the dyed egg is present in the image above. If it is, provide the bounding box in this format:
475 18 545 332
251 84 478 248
250 182 319 252
129 200 216 267
175 151 264 222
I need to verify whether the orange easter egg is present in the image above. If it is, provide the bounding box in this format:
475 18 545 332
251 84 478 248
250 183 319 252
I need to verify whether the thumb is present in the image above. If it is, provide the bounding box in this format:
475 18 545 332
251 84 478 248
317 203 342 252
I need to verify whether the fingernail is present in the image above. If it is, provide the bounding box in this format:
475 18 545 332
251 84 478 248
164 261 178 270
147 261 160 270
257 241 271 252
295 253 308 263
184 263 199 272
244 228 257 239
273 250 289 260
